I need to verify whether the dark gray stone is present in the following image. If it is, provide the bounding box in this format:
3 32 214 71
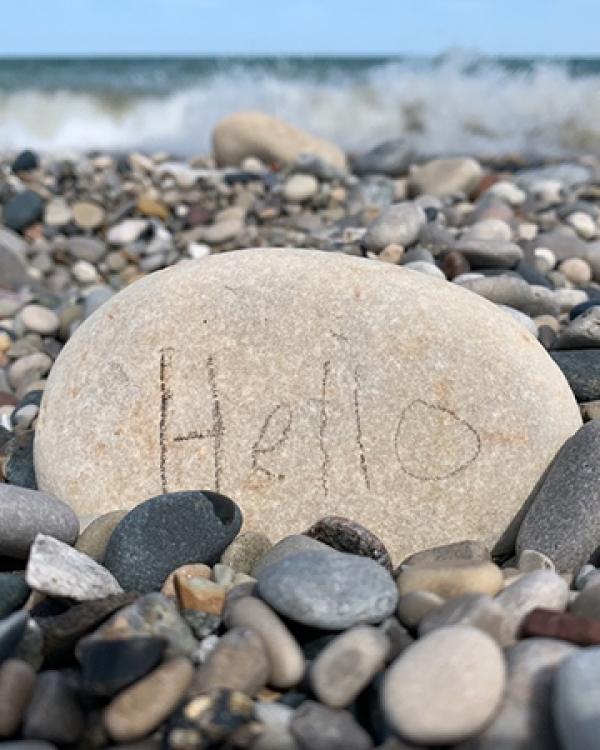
453 240 523 270
290 700 373 750
553 647 600 750
23 671 84 744
67 237 107 264
524 230 589 262
352 139 415 177
257 549 398 630
0 611 29 663
4 192 44 233
555 307 600 349
12 151 39 173
0 575 30 618
516 421 600 572
4 432 37 490
304 516 393 572
103 490 242 592
551 350 600 401
0 484 79 558
78 636 166 696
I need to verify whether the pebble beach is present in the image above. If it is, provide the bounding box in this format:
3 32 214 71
3 101 600 750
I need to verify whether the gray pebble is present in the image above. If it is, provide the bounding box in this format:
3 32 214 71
257 550 398 630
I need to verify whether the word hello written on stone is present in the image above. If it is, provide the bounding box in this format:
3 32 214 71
158 347 483 497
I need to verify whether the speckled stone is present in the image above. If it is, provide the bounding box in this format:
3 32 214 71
0 484 79 559
220 532 272 575
516 421 600 572
257 549 398 630
304 516 393 571
103 491 242 592
34 249 581 563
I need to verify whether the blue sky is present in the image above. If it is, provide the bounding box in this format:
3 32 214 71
1 0 600 57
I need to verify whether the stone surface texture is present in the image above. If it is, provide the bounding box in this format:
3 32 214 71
35 249 581 561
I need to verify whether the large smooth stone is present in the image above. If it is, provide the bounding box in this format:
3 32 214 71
212 112 347 171
34 249 581 562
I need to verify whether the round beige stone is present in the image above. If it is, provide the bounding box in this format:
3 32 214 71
34 248 581 562
72 201 105 230
212 112 347 171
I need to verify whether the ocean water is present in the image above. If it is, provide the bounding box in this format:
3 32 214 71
2 52 600 157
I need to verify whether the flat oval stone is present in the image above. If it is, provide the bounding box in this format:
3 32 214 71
256 549 398 630
396 560 503 599
103 491 242 592
0 485 79 559
381 625 506 745
34 249 581 562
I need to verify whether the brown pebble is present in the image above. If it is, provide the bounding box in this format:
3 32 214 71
174 576 226 615
0 658 36 736
520 607 600 646
161 563 211 598
304 515 393 572
441 251 470 280
103 657 194 743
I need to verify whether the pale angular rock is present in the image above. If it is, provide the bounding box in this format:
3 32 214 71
34 249 581 562
26 534 122 601
213 112 347 171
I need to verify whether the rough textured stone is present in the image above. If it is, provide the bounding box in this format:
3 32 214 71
103 491 242 592
26 534 122 601
34 249 581 562
213 112 347 171
258 549 397 630
551 350 600 401
0 485 79 559
381 625 506 745
516 421 600 572
304 516 393 571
